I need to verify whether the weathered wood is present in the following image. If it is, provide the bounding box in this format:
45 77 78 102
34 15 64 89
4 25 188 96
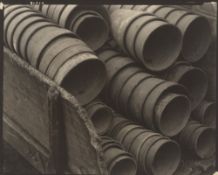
3 48 107 174
47 87 65 174
60 97 106 174
4 48 50 150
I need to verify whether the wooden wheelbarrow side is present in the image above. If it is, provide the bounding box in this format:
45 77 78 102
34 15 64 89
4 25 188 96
3 47 107 174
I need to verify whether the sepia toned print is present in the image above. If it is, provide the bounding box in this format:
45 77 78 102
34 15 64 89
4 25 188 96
2 3 217 175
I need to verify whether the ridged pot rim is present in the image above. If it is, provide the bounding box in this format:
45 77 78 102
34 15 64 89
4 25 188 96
108 154 137 175
87 105 114 135
192 126 215 159
55 57 107 105
147 139 181 175
155 93 191 137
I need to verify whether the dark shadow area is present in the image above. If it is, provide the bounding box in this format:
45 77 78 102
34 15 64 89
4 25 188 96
3 142 40 174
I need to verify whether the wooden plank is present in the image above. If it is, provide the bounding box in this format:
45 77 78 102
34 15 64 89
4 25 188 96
3 48 106 174
61 98 105 174
4 49 50 149
47 87 65 174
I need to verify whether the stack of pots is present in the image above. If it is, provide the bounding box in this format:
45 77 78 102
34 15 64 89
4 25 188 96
178 120 215 159
4 5 107 105
192 100 216 128
4 5 41 49
108 8 183 72
110 117 181 175
101 136 137 175
97 48 191 137
107 5 212 62
130 5 212 63
161 61 208 110
85 100 114 135
4 4 215 174
31 4 110 50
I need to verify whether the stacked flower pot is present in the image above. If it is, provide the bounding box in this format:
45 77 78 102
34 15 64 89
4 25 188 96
4 4 216 175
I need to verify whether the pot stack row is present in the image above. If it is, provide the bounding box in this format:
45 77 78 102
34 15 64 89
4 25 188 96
101 116 215 175
87 5 215 175
90 106 215 175
4 5 107 105
31 4 110 51
105 5 212 64
101 5 212 109
84 48 215 175
97 48 191 137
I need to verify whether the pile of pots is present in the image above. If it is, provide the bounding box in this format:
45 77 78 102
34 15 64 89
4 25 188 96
97 48 191 137
101 136 137 175
4 5 107 105
106 5 212 63
161 61 208 109
4 4 216 175
85 100 114 135
31 4 110 50
191 100 216 128
109 117 181 175
178 120 215 159
108 9 183 72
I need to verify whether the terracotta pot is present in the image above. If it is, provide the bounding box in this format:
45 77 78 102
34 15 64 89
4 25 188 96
52 5 67 23
46 5 58 18
19 21 57 61
129 77 164 122
85 100 114 135
26 26 75 67
6 11 43 52
13 16 47 55
179 121 215 158
143 81 188 134
118 72 153 117
192 100 216 128
165 62 208 109
4 6 32 47
155 93 191 136
110 66 143 109
143 5 212 62
110 9 182 71
39 37 85 74
101 137 137 175
69 10 109 50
